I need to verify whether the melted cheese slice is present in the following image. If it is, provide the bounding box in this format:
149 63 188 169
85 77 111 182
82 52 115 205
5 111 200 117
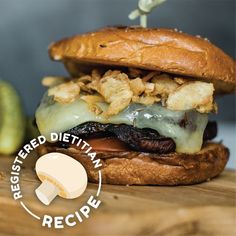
36 93 208 153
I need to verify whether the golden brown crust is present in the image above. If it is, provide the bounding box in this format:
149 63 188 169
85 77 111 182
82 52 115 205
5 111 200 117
38 142 229 185
49 27 236 94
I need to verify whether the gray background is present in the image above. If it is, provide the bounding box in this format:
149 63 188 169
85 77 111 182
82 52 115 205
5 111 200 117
0 0 235 166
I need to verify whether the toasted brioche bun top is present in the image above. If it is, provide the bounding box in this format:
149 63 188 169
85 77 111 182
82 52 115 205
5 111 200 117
49 27 236 94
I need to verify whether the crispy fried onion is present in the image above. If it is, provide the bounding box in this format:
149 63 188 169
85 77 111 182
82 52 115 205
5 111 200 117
48 81 80 104
80 95 104 115
99 71 133 116
166 81 215 113
42 76 66 87
45 68 215 116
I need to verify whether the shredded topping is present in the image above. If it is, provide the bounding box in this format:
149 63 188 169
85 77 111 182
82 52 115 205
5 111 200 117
42 76 66 87
48 81 80 104
99 71 133 116
166 81 215 113
80 95 104 115
44 68 216 116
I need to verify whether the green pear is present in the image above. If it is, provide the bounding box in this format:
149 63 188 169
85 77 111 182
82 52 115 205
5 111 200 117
0 80 25 155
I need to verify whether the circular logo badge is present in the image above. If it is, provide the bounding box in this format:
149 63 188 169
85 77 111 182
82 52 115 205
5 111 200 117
10 132 102 229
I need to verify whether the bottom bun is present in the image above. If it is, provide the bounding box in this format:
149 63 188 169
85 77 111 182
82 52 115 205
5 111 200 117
37 142 229 185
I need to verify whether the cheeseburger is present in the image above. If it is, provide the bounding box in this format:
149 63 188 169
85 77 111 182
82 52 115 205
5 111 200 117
36 27 236 185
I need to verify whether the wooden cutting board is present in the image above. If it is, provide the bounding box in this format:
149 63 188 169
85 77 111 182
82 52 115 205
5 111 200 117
0 154 235 236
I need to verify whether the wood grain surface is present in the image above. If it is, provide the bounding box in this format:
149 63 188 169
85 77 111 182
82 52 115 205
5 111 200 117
0 154 235 236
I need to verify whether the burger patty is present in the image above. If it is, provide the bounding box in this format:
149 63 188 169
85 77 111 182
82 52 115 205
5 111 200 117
61 121 217 154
